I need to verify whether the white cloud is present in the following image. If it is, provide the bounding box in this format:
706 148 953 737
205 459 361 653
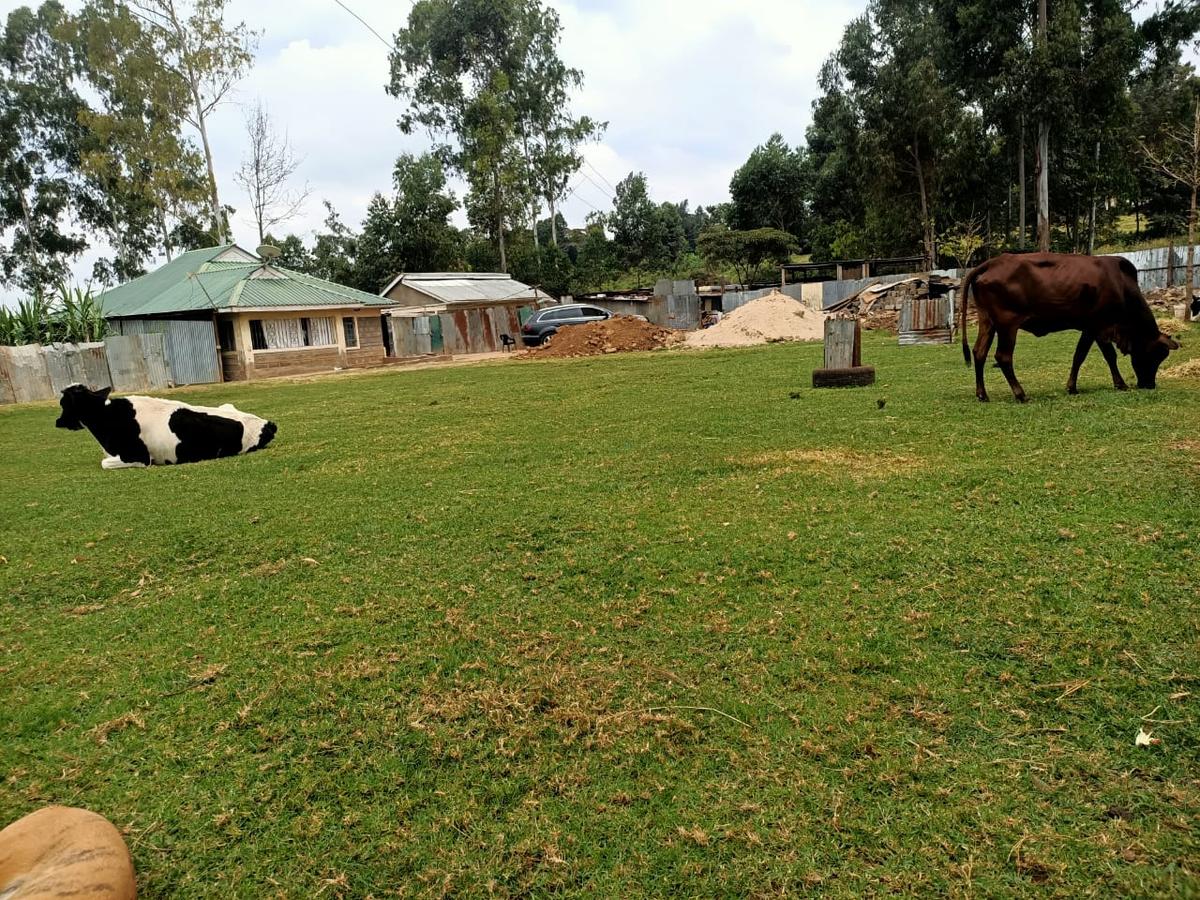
1 0 861 302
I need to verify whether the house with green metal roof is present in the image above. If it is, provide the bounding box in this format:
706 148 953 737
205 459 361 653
102 245 398 383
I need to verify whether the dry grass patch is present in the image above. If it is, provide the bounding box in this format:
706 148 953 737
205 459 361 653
733 447 921 481
1155 317 1190 336
1162 357 1200 379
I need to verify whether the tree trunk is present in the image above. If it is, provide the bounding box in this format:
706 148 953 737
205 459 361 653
912 137 934 267
159 204 173 262
1018 115 1026 249
549 194 558 247
1187 183 1196 323
494 165 507 272
1036 120 1050 251
1188 97 1199 322
1088 140 1099 255
1036 0 1050 252
183 70 223 244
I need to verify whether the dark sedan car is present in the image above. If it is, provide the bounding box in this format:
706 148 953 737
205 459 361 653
521 304 615 346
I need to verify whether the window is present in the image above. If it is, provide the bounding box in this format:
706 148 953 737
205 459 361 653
217 319 236 352
342 316 359 348
247 316 336 351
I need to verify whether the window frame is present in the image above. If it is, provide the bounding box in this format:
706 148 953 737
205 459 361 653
247 316 338 352
342 316 359 349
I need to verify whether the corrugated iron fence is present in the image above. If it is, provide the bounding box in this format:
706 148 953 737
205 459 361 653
898 297 953 345
1106 246 1200 291
110 318 220 385
0 334 171 405
389 306 533 357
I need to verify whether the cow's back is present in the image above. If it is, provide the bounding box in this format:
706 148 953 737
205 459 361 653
971 253 1131 332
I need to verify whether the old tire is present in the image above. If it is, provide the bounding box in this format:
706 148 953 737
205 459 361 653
812 366 876 388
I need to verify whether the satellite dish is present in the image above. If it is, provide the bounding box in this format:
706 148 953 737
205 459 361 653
256 244 282 261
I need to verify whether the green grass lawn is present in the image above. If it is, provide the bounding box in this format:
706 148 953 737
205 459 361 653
2 331 1199 897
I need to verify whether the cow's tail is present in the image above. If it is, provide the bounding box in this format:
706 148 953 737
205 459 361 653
959 265 979 367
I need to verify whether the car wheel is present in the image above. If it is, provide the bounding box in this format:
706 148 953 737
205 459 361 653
540 332 553 346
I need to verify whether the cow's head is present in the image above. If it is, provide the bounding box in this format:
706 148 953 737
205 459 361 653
56 384 111 430
1131 334 1180 389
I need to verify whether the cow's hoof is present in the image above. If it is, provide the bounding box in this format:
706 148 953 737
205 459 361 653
1014 393 1028 403
977 394 989 403
1067 385 1079 395
1114 382 1129 392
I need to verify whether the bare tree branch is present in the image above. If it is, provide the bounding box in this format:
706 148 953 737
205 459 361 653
234 100 311 244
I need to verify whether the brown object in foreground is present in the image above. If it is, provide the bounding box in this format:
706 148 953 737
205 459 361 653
813 317 875 387
523 315 681 359
0 807 136 899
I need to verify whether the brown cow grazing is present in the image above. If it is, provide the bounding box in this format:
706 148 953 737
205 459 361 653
959 252 1180 402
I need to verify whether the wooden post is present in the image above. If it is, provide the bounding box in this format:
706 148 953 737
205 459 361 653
824 317 861 368
813 317 875 387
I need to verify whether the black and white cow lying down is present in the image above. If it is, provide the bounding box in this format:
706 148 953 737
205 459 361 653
56 384 277 469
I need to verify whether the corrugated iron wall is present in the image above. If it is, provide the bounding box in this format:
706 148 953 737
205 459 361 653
112 318 220 384
391 306 529 358
898 297 953 345
1107 246 1200 290
105 334 172 391
0 336 170 405
42 342 111 393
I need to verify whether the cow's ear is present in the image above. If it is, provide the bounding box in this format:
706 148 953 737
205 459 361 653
94 386 112 401
1165 336 1181 351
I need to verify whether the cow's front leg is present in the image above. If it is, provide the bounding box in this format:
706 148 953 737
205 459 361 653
1096 340 1129 391
101 455 147 470
1067 332 1095 394
995 328 1027 402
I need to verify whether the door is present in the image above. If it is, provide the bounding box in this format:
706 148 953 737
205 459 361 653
381 315 394 357
429 315 444 353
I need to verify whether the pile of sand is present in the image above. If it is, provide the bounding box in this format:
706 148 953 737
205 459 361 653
685 292 825 348
523 315 681 359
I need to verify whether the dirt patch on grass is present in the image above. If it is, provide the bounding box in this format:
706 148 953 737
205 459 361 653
1169 440 1200 451
734 447 921 481
523 316 681 359
1162 358 1200 379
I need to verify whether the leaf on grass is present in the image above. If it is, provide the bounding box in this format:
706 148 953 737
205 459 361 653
300 557 319 566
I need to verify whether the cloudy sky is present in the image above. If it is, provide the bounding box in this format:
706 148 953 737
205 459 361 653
0 0 861 299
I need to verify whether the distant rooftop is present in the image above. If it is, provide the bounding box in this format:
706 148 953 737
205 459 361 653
100 245 394 318
382 272 551 305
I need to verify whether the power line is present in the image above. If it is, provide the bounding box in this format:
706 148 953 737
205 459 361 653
584 158 616 193
332 0 396 50
563 178 606 216
577 169 615 203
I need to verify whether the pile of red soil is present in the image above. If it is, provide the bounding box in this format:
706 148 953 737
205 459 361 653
523 316 681 359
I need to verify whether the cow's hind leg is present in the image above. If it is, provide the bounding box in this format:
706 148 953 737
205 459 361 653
973 314 996 402
995 327 1027 402
1096 340 1129 391
1067 332 1095 394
